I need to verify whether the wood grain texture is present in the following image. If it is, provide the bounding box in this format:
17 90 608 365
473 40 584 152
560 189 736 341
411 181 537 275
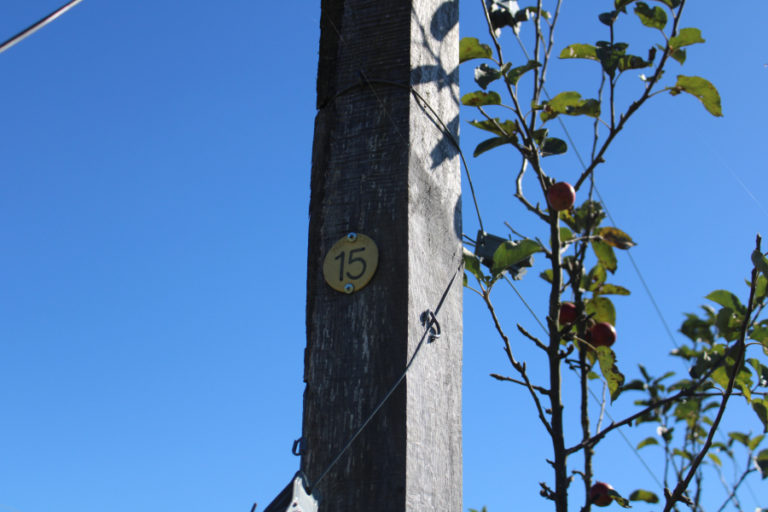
303 1 461 510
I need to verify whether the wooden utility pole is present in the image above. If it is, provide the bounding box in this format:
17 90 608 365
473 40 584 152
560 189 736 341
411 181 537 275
301 0 462 510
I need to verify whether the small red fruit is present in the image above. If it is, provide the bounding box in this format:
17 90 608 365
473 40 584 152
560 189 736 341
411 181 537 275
589 322 617 348
559 302 578 325
546 181 576 211
590 481 614 507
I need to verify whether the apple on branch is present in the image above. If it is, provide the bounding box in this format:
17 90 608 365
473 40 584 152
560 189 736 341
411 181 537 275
546 181 575 211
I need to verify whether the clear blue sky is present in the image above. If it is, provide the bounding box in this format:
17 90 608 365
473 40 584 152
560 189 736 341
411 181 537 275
1 2 766 512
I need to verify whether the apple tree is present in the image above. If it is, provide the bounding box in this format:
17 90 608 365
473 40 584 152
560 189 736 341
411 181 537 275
460 1 768 511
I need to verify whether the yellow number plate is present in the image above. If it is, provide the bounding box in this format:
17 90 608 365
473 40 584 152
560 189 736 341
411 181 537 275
322 233 379 294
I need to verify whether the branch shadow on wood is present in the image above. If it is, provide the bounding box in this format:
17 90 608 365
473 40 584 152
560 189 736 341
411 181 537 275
411 0 460 171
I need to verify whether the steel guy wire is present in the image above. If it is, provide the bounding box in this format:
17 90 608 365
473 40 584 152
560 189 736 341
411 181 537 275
322 13 487 235
307 264 459 492
0 0 84 55
503 30 670 492
511 28 765 501
503 269 666 490
513 34 683 352
308 312 437 491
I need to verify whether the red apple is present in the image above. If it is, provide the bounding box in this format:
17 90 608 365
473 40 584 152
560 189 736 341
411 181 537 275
589 322 617 348
559 302 578 325
590 481 614 507
546 181 576 211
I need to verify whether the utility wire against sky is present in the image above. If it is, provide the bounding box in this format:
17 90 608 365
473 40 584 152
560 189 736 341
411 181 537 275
0 0 84 55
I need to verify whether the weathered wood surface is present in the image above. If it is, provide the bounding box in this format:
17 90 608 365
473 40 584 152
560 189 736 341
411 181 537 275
303 0 462 511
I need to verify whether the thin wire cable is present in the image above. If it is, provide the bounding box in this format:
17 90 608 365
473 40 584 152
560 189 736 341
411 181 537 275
712 151 768 220
589 185 680 351
511 27 768 501
504 274 548 333
322 15 486 234
0 0 83 55
309 318 434 491
495 18 761 512
515 36 683 352
508 30 669 491
504 268 667 490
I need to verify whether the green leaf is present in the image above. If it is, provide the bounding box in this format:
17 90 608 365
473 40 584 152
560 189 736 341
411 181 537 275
637 437 659 449
680 312 714 344
599 11 619 26
670 48 687 65
708 452 723 466
615 0 635 11
592 240 618 273
738 370 755 402
596 346 625 401
540 91 601 122
674 398 701 427
754 274 768 304
752 399 768 432
669 28 705 49
629 490 659 503
670 75 723 117
460 37 493 63
491 239 542 276
756 449 768 478
541 137 567 156
653 0 682 8
596 41 629 76
598 227 636 249
474 136 512 157
474 64 503 89
587 264 608 291
729 431 751 447
469 119 518 138
634 2 667 29
622 379 646 391
706 290 745 315
711 364 733 389
599 284 631 296
461 90 502 107
751 326 768 346
673 448 693 460
559 226 574 243
463 248 486 283
531 128 548 145
749 434 765 451
540 269 553 283
505 60 541 85
561 200 605 233
585 297 616 325
618 54 652 71
608 489 631 509
752 250 768 276
559 43 598 61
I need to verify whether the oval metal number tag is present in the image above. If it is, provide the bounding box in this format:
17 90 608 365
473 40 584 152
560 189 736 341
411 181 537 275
323 233 379 294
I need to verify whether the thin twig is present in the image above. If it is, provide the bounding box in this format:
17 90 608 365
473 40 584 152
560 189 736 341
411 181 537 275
483 291 554 435
518 323 549 351
663 233 761 512
574 0 688 191
491 373 550 395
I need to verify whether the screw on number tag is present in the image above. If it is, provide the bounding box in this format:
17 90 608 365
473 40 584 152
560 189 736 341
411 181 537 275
322 232 379 294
